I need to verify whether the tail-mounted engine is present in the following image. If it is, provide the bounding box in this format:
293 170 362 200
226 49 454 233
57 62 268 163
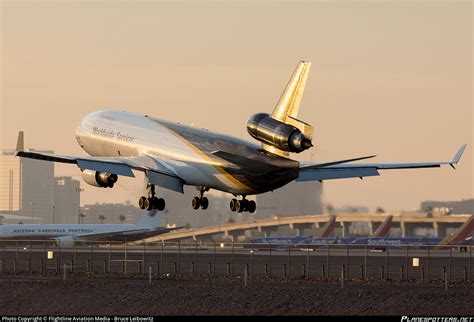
247 113 313 153
81 169 118 188
247 61 314 157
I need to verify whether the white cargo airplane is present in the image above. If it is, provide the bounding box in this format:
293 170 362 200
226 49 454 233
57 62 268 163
16 61 466 214
0 210 176 246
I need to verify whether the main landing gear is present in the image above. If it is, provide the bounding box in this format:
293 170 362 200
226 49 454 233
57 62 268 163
192 186 210 210
229 196 256 213
138 183 165 211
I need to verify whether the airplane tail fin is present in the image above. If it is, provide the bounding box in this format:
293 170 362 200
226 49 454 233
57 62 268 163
437 215 473 247
371 215 393 238
272 61 311 122
16 131 24 152
136 209 162 228
317 215 337 238
262 61 314 157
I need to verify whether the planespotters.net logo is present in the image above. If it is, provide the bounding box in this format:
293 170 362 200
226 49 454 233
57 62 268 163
402 317 474 322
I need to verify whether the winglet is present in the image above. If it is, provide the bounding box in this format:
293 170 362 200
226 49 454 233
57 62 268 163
16 131 24 152
450 144 467 169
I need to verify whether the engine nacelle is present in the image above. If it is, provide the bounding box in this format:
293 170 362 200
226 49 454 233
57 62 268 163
247 113 313 153
81 169 118 188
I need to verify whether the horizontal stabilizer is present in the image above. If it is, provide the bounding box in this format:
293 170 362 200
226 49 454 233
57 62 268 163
300 155 377 171
297 167 380 182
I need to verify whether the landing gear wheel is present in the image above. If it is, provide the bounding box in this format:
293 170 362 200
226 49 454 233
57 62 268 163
139 196 147 209
152 197 165 211
230 199 237 212
157 198 165 211
229 196 255 213
144 198 154 211
244 200 250 211
247 200 256 213
192 197 201 210
140 184 166 211
192 186 210 210
151 196 159 208
236 200 245 213
200 197 209 210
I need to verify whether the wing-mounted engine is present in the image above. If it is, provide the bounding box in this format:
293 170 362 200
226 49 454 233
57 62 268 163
81 169 118 188
247 61 314 158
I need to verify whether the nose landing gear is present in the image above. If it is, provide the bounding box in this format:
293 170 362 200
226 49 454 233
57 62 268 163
192 186 210 210
138 184 165 211
230 196 256 213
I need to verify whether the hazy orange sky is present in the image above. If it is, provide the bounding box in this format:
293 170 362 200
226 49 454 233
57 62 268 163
1 1 472 211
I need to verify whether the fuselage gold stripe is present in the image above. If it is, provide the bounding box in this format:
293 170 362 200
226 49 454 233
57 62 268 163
160 125 252 192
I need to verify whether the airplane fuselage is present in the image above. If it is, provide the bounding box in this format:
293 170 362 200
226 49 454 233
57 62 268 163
75 109 299 195
0 223 137 239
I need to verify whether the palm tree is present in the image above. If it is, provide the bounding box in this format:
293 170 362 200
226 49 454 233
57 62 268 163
375 207 385 214
98 215 106 224
79 212 86 224
119 214 126 224
326 204 334 215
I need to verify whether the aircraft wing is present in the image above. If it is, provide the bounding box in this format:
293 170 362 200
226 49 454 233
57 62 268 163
16 150 185 193
72 226 181 242
297 144 466 182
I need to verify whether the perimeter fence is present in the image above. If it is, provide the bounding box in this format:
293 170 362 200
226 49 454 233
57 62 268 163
0 240 471 282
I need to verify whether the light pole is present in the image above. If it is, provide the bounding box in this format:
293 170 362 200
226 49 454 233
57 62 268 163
164 209 169 227
28 202 34 220
75 187 84 224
